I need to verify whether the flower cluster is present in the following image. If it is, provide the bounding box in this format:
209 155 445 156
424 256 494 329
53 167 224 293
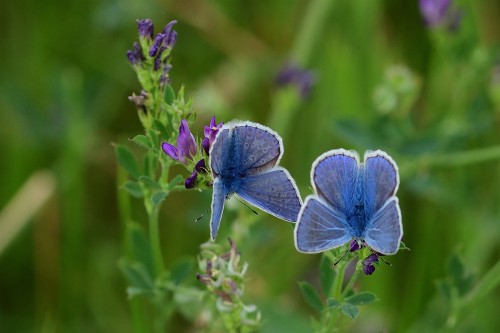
197 239 260 328
161 116 223 189
127 19 177 92
276 62 315 99
348 240 383 276
419 0 461 31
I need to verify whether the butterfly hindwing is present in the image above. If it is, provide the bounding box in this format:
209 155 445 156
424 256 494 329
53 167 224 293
295 196 351 253
364 197 402 255
235 167 302 222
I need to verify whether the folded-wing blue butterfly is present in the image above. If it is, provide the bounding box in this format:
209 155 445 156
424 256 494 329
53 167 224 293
209 121 302 240
294 149 402 255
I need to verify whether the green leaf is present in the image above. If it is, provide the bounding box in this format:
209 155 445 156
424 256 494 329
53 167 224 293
152 191 168 206
170 257 194 285
341 302 359 320
123 181 143 198
147 129 160 149
166 174 184 191
326 298 341 309
298 281 323 313
139 175 162 190
153 119 169 140
320 254 336 297
164 84 175 105
115 145 141 179
399 241 411 251
131 134 150 149
119 259 154 297
344 292 378 306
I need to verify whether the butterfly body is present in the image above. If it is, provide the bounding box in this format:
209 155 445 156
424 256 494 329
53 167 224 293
209 121 302 240
295 149 402 255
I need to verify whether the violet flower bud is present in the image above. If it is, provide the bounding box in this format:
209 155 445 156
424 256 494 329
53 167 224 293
137 19 154 40
185 171 198 189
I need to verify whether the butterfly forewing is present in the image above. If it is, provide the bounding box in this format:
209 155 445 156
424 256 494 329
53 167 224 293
210 178 227 240
209 128 230 176
231 124 282 176
362 151 399 219
312 149 359 215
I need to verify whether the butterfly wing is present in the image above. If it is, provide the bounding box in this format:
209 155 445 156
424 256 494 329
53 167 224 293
209 126 231 177
311 149 360 215
230 122 282 176
362 150 399 218
235 167 302 222
294 196 351 253
210 178 227 240
363 197 402 255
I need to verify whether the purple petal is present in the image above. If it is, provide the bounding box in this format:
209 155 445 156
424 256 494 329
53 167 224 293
349 240 361 252
161 142 183 162
177 120 197 159
149 33 164 57
184 171 198 189
137 19 154 40
195 159 207 173
363 253 379 266
363 264 376 275
202 137 210 155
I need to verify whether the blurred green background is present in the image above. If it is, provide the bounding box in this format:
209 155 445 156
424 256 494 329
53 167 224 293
1 0 499 332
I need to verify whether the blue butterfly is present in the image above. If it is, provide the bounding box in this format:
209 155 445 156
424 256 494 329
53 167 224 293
294 149 403 255
209 121 302 240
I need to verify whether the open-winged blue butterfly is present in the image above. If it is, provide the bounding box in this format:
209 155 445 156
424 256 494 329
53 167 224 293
294 149 403 255
209 121 302 240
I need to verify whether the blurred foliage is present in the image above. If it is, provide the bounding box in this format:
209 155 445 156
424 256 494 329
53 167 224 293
1 0 499 332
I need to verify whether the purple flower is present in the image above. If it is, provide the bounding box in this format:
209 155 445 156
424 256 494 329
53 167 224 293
349 239 365 252
363 254 379 266
185 171 198 189
195 159 207 173
202 116 224 155
419 0 462 31
276 63 315 98
162 119 197 164
362 253 379 276
363 264 376 275
137 19 154 40
126 42 144 65
149 20 177 57
202 137 210 155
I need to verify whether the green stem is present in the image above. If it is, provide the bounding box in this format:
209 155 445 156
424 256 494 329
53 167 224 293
341 268 361 298
117 166 148 333
148 204 164 275
291 0 334 65
456 259 500 313
319 256 346 332
269 0 335 135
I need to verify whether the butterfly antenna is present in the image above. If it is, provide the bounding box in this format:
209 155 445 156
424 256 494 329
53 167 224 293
235 197 259 216
332 249 350 267
378 256 392 266
368 248 392 266
194 209 210 223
